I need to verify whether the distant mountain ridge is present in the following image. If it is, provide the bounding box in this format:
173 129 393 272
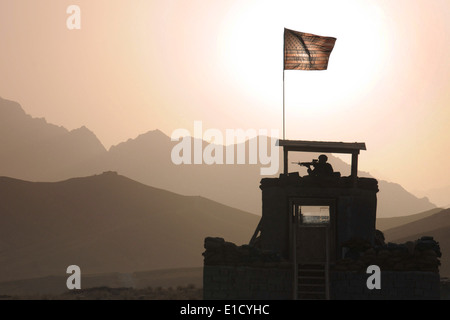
0 172 259 283
414 185 450 209
0 97 107 180
377 208 444 231
0 97 436 217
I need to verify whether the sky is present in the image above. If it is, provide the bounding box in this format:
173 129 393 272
0 0 449 195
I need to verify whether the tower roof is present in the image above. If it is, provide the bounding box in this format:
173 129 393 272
277 140 366 154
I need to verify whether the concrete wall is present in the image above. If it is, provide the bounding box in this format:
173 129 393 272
330 271 440 300
260 186 290 258
203 265 293 300
259 176 378 260
203 265 440 300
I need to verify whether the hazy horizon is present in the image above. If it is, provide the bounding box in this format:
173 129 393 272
1 0 449 195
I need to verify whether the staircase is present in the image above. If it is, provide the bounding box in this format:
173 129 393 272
297 264 328 300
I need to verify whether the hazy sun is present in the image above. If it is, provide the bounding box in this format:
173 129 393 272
216 0 391 116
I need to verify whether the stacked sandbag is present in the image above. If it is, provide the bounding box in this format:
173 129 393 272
334 236 441 273
202 237 283 266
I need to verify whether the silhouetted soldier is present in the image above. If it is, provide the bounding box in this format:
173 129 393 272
305 154 334 177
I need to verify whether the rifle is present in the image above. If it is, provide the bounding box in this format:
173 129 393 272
292 159 318 167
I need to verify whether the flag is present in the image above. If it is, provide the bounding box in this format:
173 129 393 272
284 28 336 70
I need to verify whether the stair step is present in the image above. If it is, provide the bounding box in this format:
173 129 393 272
298 283 325 287
299 280 324 284
298 286 324 291
297 264 328 300
298 274 324 279
298 272 324 276
298 268 324 272
298 295 326 300
298 291 326 295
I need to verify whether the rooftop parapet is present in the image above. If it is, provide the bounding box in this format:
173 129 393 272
260 173 378 192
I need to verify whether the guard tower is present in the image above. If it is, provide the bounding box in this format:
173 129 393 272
253 140 379 299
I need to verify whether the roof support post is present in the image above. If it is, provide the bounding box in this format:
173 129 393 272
284 147 288 175
351 151 359 187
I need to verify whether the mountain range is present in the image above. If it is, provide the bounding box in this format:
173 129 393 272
0 172 259 283
414 185 450 209
0 97 437 217
0 172 448 296
0 96 448 296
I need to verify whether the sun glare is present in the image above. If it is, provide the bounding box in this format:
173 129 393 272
217 1 391 117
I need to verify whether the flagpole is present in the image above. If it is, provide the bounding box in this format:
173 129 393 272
283 28 286 141
282 28 336 142
283 69 285 140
